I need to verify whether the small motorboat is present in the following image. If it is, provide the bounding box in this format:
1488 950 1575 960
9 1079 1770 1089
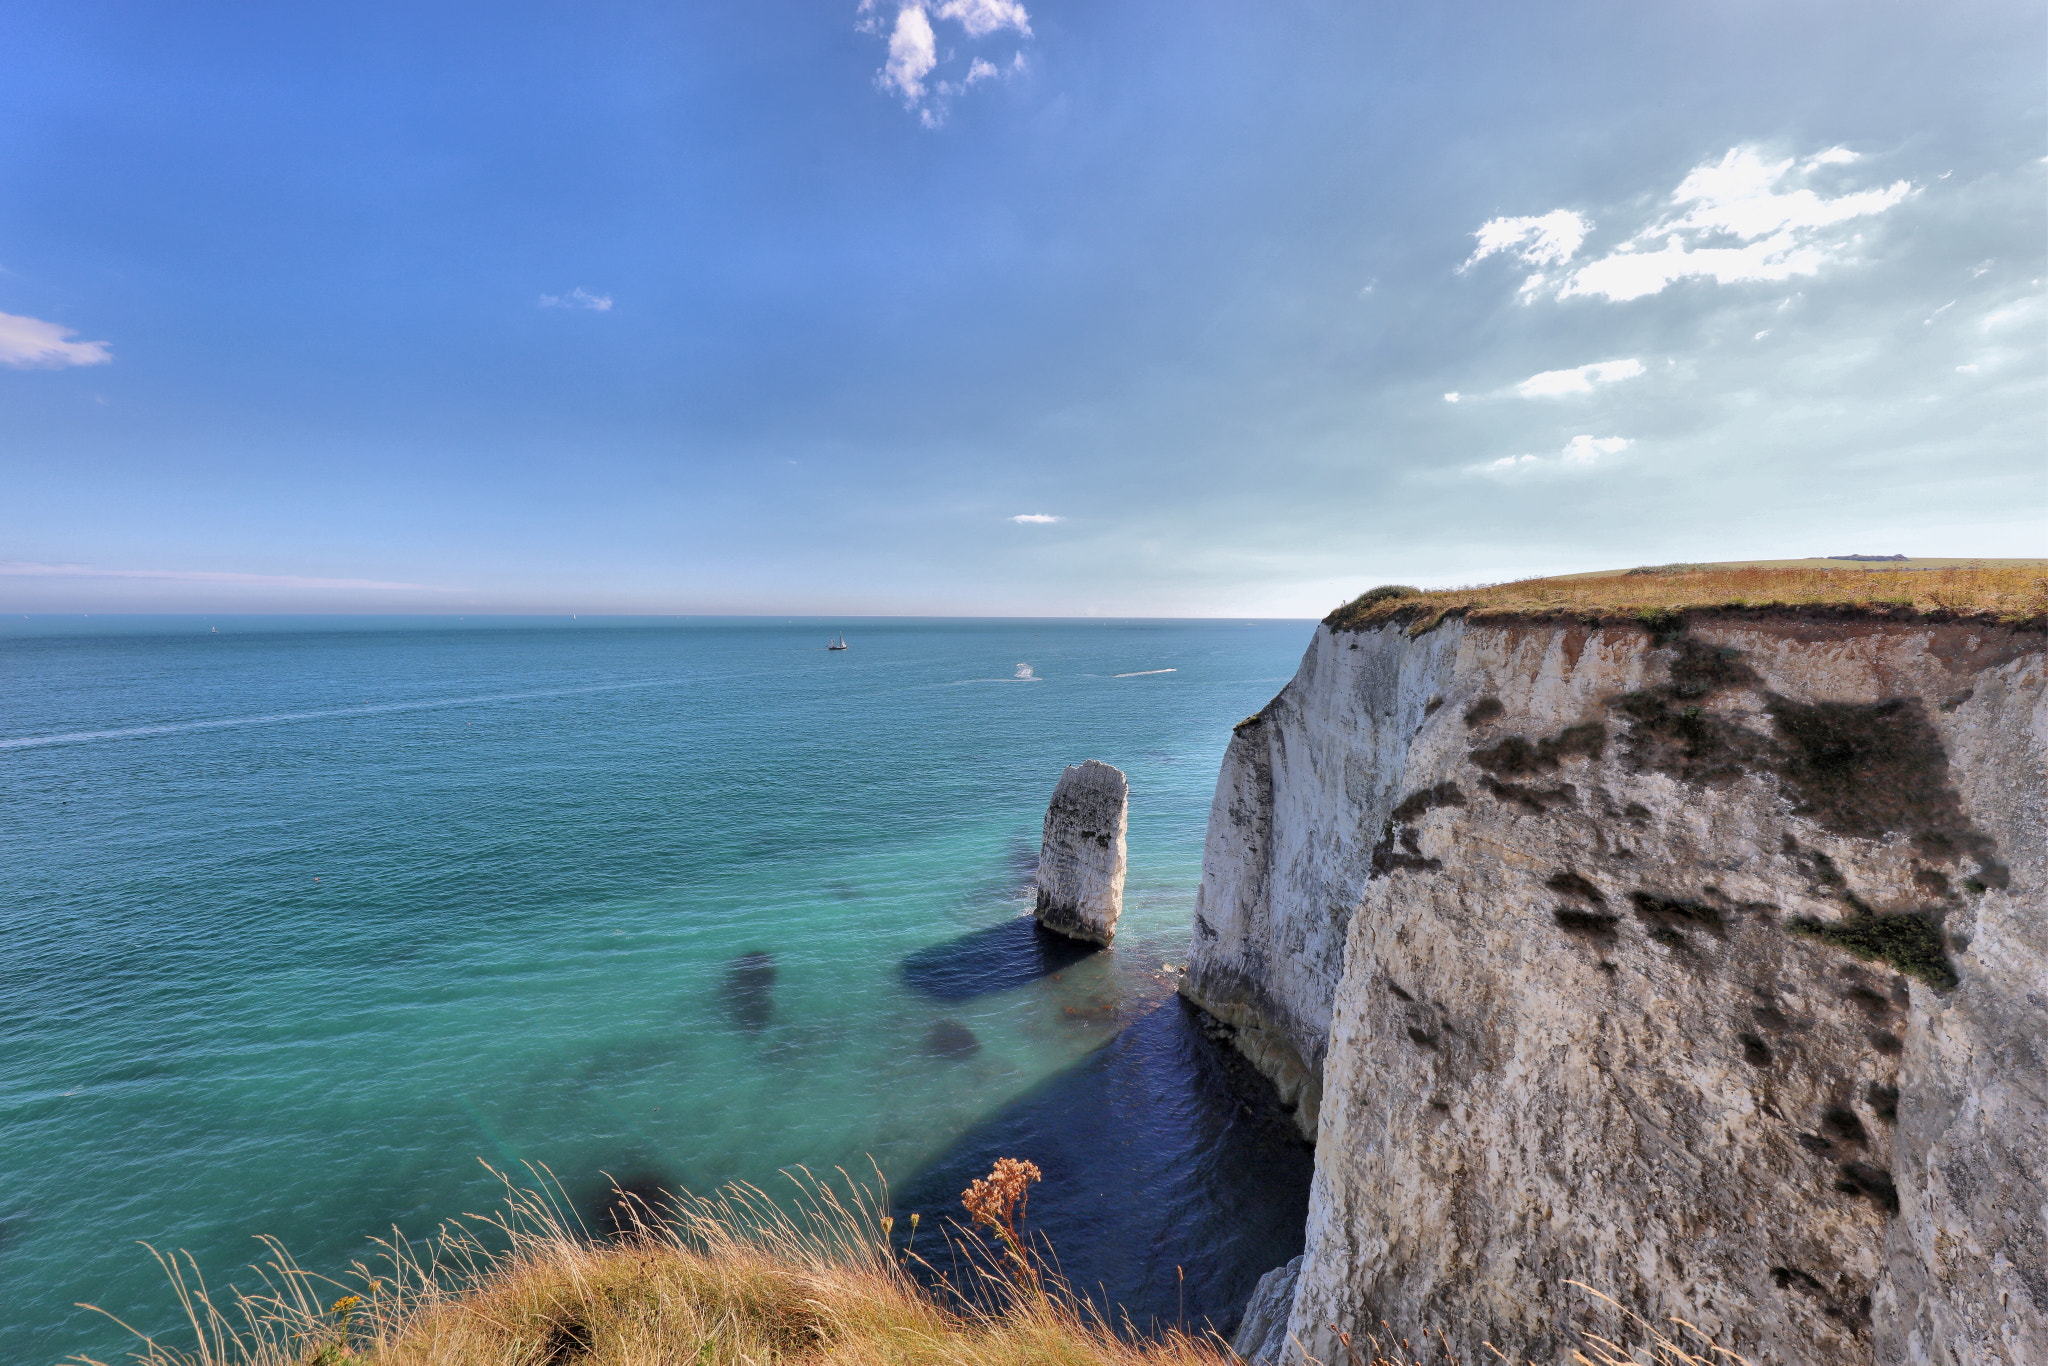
827 635 848 650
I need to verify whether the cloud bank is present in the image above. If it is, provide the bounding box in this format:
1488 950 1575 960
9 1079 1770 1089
1010 513 1060 523
0 311 113 368
1470 147 1915 303
1473 435 1632 478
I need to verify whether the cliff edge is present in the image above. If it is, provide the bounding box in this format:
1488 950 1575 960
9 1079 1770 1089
1181 581 2045 1365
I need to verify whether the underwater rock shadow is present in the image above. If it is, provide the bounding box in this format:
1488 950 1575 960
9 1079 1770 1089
900 917 1100 1002
723 951 777 1031
889 996 1313 1338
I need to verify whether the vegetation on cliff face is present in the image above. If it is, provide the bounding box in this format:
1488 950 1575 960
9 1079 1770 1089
1326 563 2048 633
79 1165 1752 1366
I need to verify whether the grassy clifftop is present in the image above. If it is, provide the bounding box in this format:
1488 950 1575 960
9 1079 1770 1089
81 1165 1729 1366
1326 561 2048 634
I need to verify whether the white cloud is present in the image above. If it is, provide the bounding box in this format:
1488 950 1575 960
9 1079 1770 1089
935 0 1030 38
1464 210 1591 272
1443 392 1461 403
0 311 113 368
0 561 456 590
539 288 613 311
1514 357 1644 398
1010 513 1060 523
866 1 1029 123
1466 147 1914 305
880 4 938 102
1472 435 1631 477
1561 148 1911 303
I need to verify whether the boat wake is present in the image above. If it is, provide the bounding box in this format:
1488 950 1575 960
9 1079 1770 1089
0 677 681 750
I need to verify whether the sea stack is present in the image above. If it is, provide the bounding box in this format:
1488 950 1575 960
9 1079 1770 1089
1033 760 1128 945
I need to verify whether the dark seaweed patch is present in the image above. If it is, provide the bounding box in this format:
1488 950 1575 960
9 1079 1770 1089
585 1172 677 1240
923 1020 982 1058
722 951 778 1031
1739 1034 1772 1066
1789 912 1957 991
1865 1083 1899 1123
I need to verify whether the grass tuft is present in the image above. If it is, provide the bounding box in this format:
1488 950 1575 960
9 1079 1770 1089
77 1164 1762 1366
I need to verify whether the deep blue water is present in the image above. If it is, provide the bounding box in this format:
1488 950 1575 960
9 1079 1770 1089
1 615 1316 1363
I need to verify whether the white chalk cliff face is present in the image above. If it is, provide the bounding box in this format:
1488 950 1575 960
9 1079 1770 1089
1035 759 1129 945
1180 613 2045 1365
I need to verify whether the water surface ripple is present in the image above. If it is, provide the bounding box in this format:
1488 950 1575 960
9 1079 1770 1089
0 616 1312 1361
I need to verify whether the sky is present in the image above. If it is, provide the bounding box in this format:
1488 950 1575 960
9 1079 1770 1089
2 0 2042 617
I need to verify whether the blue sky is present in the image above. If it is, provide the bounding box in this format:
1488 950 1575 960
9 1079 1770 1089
3 0 2042 615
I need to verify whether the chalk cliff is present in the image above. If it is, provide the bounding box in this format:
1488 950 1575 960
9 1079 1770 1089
1181 609 2045 1365
1036 759 1129 945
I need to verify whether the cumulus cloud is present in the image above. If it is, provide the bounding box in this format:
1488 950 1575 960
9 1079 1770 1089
935 0 1030 38
1010 513 1060 523
0 311 113 368
1464 210 1591 272
539 288 613 311
1515 358 1645 398
880 4 938 101
864 1 1028 124
1473 435 1632 477
1467 147 1914 305
0 561 455 590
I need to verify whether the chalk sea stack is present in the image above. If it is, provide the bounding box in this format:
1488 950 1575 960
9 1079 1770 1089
1033 759 1128 945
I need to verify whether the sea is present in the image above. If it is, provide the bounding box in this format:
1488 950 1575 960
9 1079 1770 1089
1 615 1320 1364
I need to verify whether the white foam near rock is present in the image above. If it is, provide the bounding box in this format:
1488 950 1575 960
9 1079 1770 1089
1033 759 1128 945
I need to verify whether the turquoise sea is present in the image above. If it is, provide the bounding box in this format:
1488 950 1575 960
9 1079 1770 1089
2 616 1318 1363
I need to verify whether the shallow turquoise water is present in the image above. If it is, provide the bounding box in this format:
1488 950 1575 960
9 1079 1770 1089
1 616 1314 1362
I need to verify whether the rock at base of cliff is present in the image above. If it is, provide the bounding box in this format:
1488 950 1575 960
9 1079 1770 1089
1033 759 1128 945
1232 1254 1303 1363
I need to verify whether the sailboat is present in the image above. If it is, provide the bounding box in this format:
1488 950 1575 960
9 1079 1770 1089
827 635 848 651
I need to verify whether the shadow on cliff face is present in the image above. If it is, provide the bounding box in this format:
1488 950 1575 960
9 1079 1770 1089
900 917 1099 1002
889 996 1313 1339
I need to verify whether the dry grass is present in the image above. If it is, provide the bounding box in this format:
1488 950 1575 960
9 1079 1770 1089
1327 563 2048 634
76 1163 1756 1366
